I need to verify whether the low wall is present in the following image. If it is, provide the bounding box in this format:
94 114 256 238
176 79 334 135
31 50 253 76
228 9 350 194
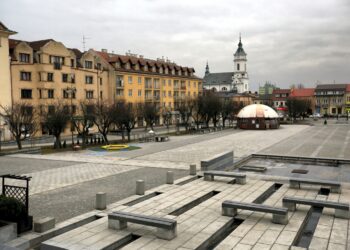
201 151 234 171
0 221 17 244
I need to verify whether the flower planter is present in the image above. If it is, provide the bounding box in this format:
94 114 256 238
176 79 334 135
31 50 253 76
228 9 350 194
16 215 33 234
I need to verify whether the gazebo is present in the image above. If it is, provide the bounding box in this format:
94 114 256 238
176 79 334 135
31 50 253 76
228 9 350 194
237 104 280 130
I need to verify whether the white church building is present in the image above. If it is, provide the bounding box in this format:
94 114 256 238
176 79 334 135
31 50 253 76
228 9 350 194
203 36 249 93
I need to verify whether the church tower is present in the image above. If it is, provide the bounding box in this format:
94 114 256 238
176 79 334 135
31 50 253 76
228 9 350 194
232 35 249 93
205 61 210 76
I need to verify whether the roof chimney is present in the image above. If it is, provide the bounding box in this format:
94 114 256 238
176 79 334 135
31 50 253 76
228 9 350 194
101 49 108 53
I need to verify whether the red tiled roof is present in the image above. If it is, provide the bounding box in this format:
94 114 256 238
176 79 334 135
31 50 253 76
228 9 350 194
290 88 315 97
272 89 290 94
346 84 350 93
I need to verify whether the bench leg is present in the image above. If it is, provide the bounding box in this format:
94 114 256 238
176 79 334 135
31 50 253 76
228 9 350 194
289 181 300 189
335 209 350 219
272 213 288 225
108 219 127 230
156 227 177 240
236 177 246 185
282 201 296 212
330 186 341 194
204 175 214 181
222 207 237 217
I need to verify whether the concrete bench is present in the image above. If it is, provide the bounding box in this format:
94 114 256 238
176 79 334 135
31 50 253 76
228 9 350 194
203 171 246 184
289 178 341 193
155 136 169 142
33 217 55 233
222 201 288 225
282 196 349 219
201 151 234 171
108 211 177 240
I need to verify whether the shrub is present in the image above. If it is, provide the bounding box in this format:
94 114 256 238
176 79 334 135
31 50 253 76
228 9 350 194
0 195 26 222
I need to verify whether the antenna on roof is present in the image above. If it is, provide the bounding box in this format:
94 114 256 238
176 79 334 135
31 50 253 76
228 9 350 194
82 35 90 52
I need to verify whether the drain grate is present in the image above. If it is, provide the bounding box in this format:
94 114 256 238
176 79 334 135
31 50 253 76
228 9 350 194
292 169 309 174
253 183 283 204
318 188 330 196
113 234 141 250
195 218 244 250
169 191 220 216
124 192 162 206
293 206 323 248
176 176 202 186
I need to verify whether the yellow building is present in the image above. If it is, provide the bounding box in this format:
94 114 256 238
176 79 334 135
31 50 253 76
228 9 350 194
0 22 17 140
1 23 202 138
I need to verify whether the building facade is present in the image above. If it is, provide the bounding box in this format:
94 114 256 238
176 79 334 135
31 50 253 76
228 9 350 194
0 22 17 141
272 89 290 112
0 22 202 139
203 36 249 93
315 84 348 115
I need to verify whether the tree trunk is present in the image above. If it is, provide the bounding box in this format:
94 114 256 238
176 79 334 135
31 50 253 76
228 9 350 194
54 134 62 149
127 130 131 142
103 133 109 144
121 130 125 142
16 136 22 150
222 118 226 128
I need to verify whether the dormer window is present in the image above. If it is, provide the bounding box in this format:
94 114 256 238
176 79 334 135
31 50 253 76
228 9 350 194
159 67 163 74
172 69 175 75
85 60 93 69
165 68 169 74
152 66 156 72
144 65 148 71
19 53 30 63
115 62 121 68
125 62 130 69
96 63 101 70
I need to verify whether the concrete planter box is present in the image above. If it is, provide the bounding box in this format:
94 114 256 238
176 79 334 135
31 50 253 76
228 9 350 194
0 220 17 243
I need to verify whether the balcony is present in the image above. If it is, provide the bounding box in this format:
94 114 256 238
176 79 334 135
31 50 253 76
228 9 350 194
173 85 180 90
180 85 186 91
145 96 153 101
53 62 62 70
153 95 160 101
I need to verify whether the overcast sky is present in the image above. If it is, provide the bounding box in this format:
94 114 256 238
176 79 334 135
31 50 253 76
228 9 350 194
1 0 349 91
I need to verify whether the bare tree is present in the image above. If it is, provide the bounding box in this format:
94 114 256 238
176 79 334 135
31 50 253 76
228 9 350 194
73 102 95 147
141 102 159 130
0 103 38 150
161 107 172 132
221 99 238 128
116 102 138 142
202 93 222 127
286 98 311 121
191 96 205 130
175 98 194 131
41 103 70 148
92 101 116 143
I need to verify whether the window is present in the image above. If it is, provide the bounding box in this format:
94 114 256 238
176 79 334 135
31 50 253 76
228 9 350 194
21 89 32 99
168 91 172 97
138 90 142 97
85 60 93 69
48 89 54 99
86 90 94 99
63 105 69 114
138 77 142 84
50 56 64 69
63 90 69 99
19 53 30 63
162 79 166 86
72 105 77 114
21 106 33 115
100 91 103 99
168 80 172 86
163 91 166 97
237 64 240 71
116 90 123 96
62 74 68 83
96 63 101 70
47 73 54 82
193 82 196 88
71 59 75 67
99 78 102 85
38 89 42 99
85 76 93 84
128 76 132 84
20 72 31 81
128 89 133 97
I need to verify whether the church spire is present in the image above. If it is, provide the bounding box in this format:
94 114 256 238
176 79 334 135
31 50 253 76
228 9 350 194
234 33 246 57
205 61 210 76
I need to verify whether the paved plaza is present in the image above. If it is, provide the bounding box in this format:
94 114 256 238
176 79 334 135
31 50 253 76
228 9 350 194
1 122 350 249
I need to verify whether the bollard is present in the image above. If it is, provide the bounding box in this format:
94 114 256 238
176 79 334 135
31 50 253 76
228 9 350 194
166 171 174 184
190 164 197 175
136 180 145 195
96 192 106 210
